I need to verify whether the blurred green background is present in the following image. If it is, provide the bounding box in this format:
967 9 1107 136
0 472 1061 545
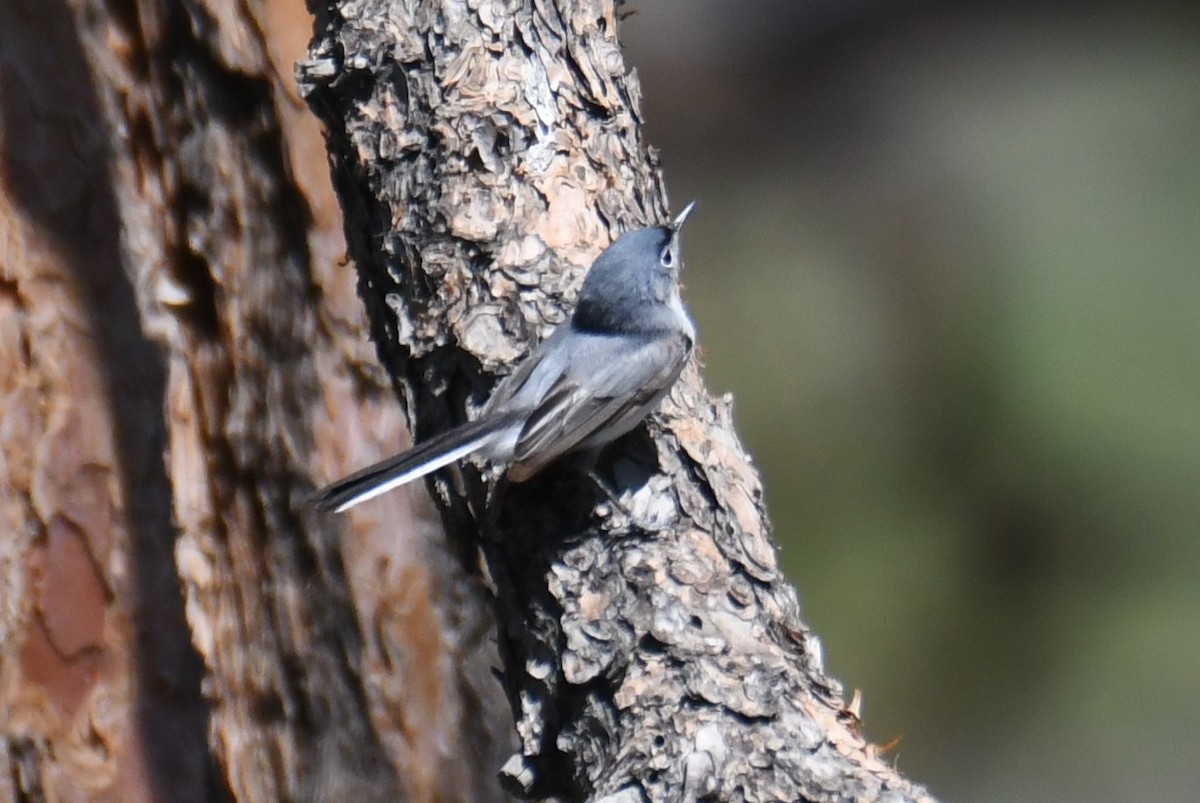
622 2 1200 801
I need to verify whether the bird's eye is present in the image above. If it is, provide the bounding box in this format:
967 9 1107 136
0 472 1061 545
660 244 677 268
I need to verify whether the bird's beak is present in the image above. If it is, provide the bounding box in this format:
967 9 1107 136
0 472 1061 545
670 200 697 233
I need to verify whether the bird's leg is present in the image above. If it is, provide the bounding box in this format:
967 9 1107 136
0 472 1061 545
569 447 644 524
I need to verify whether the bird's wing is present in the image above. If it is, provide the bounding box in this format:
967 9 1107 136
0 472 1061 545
481 324 570 414
506 331 692 480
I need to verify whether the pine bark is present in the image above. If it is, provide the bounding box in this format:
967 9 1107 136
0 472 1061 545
1 1 509 801
302 1 938 801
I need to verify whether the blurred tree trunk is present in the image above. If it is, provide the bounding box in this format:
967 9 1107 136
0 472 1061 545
0 0 509 801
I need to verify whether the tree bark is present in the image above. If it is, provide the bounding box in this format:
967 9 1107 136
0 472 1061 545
302 1 937 801
1 1 510 801
1 0 943 800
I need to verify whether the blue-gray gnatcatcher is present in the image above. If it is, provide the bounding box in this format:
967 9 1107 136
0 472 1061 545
313 202 697 513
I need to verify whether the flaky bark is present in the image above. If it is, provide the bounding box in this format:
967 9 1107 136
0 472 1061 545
303 1 937 801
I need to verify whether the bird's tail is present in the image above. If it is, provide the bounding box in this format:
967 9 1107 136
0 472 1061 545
310 412 523 513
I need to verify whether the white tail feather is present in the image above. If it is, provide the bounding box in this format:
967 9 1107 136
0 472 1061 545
332 436 492 513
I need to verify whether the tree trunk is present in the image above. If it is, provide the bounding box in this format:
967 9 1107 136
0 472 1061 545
1 0 940 800
1 1 509 801
302 1 937 802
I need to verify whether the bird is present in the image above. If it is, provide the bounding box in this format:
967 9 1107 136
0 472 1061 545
312 202 697 513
